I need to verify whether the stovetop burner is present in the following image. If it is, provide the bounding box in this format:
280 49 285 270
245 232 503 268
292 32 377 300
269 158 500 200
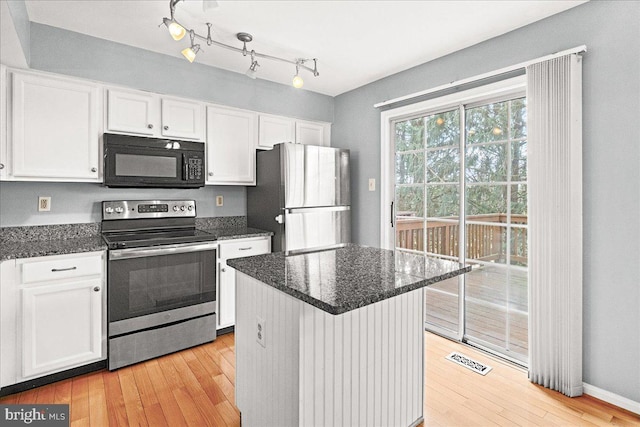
101 200 214 249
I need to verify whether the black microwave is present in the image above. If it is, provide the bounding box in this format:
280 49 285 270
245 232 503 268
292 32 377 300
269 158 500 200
103 133 205 188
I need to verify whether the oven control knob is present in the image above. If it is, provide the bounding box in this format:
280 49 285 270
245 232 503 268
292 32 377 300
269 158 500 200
114 207 124 214
180 206 186 211
173 206 179 212
187 205 193 211
105 207 114 214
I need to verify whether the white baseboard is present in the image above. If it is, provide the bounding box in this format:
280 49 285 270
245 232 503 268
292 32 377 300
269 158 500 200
583 382 640 415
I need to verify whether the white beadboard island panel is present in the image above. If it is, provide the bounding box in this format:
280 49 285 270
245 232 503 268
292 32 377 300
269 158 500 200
235 272 424 427
235 271 301 427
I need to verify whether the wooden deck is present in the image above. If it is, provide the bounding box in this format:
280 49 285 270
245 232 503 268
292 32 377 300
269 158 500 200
425 264 529 360
2 332 638 426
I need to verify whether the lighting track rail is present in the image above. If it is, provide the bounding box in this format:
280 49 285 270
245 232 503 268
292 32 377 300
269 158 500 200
161 0 319 88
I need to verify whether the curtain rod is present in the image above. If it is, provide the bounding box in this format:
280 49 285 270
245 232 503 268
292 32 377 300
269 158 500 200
374 45 587 109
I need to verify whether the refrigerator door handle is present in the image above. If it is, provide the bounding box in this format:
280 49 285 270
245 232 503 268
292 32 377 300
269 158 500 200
287 206 351 214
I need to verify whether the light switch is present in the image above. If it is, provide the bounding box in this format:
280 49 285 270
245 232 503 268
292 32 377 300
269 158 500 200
368 178 376 191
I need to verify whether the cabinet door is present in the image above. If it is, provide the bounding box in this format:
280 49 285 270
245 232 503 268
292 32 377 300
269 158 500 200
0 65 7 179
258 115 295 149
218 261 236 329
21 278 102 378
107 89 159 136
217 238 271 329
295 120 326 146
206 106 257 185
11 72 100 180
161 98 204 141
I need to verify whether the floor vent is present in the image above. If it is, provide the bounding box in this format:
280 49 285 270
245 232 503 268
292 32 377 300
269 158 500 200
446 352 492 375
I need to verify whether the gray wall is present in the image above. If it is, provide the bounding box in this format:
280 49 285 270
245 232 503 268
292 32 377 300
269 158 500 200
0 21 334 227
0 182 244 226
333 1 640 403
5 0 30 65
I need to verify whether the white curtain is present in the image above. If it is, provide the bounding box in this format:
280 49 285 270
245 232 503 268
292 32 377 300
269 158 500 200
527 53 583 397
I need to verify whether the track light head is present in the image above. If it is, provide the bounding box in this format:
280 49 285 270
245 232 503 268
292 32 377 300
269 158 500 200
292 63 304 88
292 74 304 89
182 30 200 63
246 59 260 79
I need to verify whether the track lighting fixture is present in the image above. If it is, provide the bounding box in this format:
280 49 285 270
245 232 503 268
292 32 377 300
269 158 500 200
160 0 319 88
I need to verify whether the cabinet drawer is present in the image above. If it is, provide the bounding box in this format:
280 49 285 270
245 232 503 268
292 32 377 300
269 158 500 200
21 254 102 284
220 238 270 260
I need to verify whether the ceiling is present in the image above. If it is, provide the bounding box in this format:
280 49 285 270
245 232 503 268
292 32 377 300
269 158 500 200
23 0 587 96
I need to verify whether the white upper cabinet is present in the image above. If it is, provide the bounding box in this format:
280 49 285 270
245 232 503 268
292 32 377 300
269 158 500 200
258 114 330 149
206 105 257 185
161 97 204 140
106 88 204 141
258 114 295 149
106 89 158 136
9 71 101 181
296 120 327 146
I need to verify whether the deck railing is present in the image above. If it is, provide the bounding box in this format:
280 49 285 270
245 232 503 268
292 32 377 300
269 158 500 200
396 214 528 265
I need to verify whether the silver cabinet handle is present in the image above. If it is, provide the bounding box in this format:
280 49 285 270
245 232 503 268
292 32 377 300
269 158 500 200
147 124 154 129
239 247 252 251
0 163 4 169
93 286 101 292
221 268 226 272
164 125 169 130
51 266 77 272
208 172 213 176
91 167 97 172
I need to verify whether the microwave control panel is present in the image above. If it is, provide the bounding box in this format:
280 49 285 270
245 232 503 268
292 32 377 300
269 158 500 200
184 154 203 181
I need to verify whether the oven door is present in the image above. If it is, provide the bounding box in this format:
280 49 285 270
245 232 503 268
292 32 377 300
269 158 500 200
108 242 216 324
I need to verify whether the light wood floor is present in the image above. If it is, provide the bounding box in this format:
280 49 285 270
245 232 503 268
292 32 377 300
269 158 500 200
2 332 639 426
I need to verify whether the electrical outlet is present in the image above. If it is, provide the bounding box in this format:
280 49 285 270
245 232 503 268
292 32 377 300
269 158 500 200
256 316 266 348
368 178 376 191
38 196 51 212
216 196 224 207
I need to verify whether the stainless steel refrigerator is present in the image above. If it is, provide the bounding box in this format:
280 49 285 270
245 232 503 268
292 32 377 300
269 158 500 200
247 143 350 254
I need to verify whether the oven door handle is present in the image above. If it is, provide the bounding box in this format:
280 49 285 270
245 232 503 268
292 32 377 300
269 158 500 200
109 242 217 260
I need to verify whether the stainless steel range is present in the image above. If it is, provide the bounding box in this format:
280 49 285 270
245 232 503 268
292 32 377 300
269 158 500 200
102 200 216 370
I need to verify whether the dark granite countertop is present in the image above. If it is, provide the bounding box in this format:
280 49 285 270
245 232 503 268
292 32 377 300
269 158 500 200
0 236 108 262
0 221 272 262
227 244 471 315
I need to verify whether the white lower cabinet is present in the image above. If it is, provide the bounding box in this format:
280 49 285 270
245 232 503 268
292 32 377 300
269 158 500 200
217 237 271 329
0 251 106 388
21 278 103 378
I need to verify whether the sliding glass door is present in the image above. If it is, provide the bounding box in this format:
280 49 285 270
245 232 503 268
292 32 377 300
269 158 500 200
393 94 528 364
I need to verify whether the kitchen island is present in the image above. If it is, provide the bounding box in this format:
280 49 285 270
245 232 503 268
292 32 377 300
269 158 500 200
227 244 470 427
